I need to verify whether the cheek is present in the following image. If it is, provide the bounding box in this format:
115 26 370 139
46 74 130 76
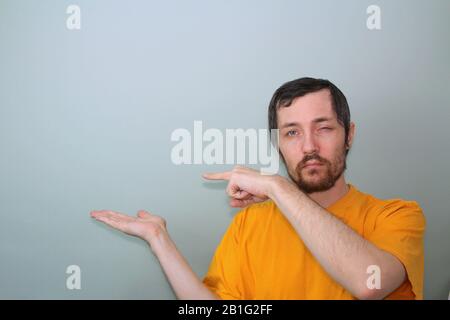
279 141 302 167
319 134 344 153
328 131 346 150
322 144 346 164
280 138 301 154
280 140 295 158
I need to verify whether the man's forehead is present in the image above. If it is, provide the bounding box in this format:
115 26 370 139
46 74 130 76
277 92 337 127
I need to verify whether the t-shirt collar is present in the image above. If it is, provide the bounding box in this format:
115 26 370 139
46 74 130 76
325 183 358 211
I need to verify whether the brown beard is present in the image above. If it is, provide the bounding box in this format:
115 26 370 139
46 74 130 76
287 149 347 194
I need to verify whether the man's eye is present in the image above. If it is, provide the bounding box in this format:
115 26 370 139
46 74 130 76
287 130 298 136
319 127 332 131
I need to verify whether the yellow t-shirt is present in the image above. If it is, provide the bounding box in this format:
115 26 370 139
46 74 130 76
203 183 426 300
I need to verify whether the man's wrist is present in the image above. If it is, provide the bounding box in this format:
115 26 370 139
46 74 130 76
268 175 289 200
145 229 173 257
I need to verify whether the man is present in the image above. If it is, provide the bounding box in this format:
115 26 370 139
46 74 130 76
91 77 425 300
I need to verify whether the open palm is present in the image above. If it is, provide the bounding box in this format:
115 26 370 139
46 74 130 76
90 209 166 243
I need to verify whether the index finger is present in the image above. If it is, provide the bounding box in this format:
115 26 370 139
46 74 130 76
202 171 232 181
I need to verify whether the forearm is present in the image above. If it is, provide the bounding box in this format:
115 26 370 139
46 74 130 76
148 232 220 300
268 178 401 299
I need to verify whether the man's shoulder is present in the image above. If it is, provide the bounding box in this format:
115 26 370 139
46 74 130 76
357 188 425 225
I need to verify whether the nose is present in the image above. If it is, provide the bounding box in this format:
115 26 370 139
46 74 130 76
301 131 319 155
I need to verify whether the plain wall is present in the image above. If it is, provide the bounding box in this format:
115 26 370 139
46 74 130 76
0 0 449 299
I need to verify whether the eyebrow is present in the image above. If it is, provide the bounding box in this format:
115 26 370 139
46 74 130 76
280 117 334 129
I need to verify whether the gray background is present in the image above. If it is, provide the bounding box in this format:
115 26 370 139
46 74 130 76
0 0 449 299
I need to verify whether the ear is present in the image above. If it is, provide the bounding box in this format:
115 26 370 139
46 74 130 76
346 122 356 149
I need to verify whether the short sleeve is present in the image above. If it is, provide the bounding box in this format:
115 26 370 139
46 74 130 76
202 212 244 300
366 200 426 299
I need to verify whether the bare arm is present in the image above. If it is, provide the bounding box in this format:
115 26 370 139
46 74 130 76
90 210 220 300
268 178 406 300
204 166 406 300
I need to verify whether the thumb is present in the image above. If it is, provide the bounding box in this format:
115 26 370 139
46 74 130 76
233 190 252 200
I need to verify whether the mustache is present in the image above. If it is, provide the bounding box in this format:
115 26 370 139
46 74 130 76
299 154 327 168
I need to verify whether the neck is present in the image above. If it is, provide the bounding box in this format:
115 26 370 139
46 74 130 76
307 175 349 208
